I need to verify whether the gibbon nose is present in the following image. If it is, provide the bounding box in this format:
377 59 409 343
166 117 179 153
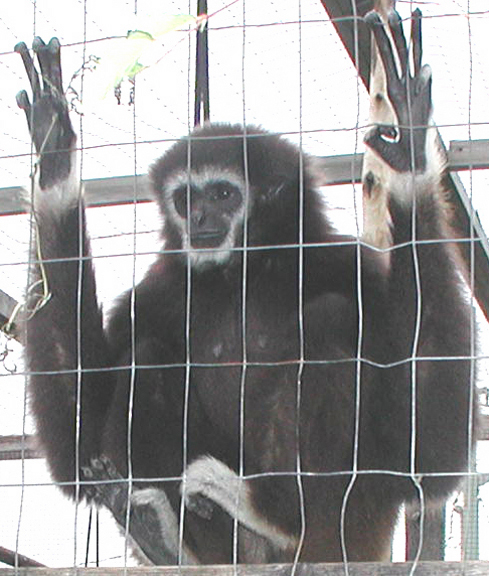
190 206 206 226
190 196 206 226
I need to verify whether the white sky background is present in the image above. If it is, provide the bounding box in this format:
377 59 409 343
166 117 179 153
0 0 488 567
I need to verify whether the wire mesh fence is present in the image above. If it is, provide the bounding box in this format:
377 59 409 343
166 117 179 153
0 0 489 571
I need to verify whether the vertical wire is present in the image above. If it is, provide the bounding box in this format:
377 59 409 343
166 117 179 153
177 138 192 567
122 0 141 569
463 0 478 562
15 3 38 572
74 0 89 566
290 0 306 572
85 508 93 566
234 0 249 566
96 508 100 566
404 4 426 573
178 0 194 564
339 3 363 573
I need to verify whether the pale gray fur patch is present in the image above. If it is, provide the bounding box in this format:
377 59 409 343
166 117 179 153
131 488 199 565
212 342 223 358
163 167 249 269
183 455 297 551
26 150 80 218
384 124 446 205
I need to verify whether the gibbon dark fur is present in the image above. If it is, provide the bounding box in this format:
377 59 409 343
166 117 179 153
16 10 475 564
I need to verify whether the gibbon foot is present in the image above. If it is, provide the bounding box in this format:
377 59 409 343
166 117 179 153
82 457 178 565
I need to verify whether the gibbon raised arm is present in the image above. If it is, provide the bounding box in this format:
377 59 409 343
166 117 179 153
17 10 475 564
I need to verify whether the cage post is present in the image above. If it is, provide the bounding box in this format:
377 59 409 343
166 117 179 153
194 0 210 126
462 456 480 560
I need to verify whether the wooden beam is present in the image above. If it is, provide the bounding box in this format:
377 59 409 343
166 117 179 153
444 170 489 323
0 289 20 339
0 289 17 326
318 0 489 320
1 561 489 576
319 0 374 88
0 547 45 569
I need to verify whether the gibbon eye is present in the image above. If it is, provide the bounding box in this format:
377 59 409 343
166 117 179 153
173 184 197 218
210 181 240 202
216 188 230 199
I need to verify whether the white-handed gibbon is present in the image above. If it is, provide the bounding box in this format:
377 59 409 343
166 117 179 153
16 9 475 564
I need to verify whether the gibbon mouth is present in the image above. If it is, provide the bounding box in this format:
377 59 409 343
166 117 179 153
190 231 225 248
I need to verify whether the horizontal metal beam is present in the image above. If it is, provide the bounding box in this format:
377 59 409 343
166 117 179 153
0 141 488 215
0 174 152 215
448 139 489 172
0 435 42 460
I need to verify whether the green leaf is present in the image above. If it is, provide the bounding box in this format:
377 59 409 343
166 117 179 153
85 13 199 103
